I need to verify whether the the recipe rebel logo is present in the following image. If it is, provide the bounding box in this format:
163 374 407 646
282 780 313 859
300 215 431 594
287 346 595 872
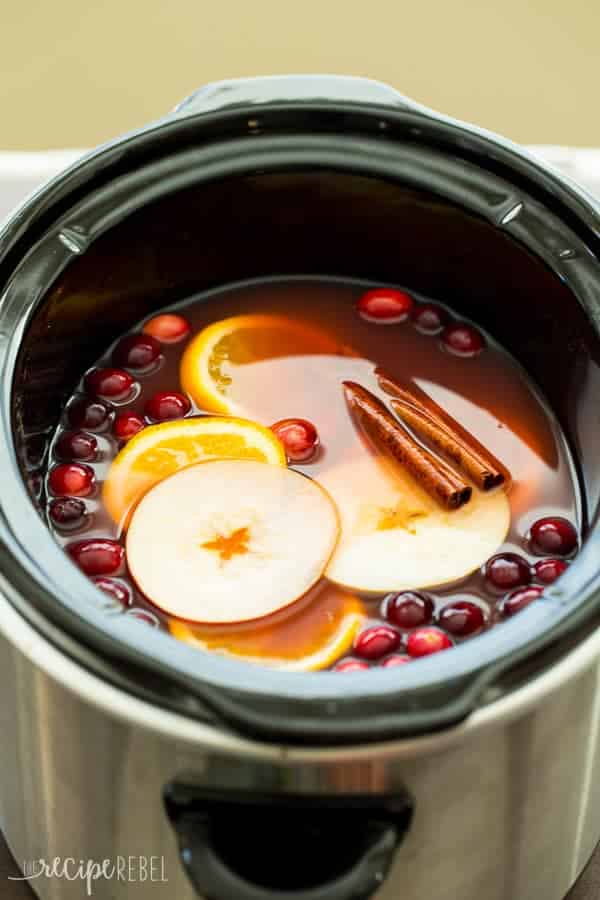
9 855 168 895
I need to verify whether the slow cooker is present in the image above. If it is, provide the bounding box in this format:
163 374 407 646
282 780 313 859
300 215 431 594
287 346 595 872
1 75 600 900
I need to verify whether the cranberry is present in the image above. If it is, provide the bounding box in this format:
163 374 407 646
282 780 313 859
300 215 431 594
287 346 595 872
48 463 94 497
412 303 447 334
384 591 434 629
67 396 110 431
126 608 159 627
271 418 319 462
484 553 531 593
56 430 98 462
438 600 485 637
333 659 370 672
48 497 87 531
92 577 131 608
112 334 161 371
407 627 453 657
502 586 544 618
530 517 578 557
441 324 485 357
534 558 568 585
145 391 191 421
357 289 413 323
381 655 411 668
143 314 191 343
68 539 124 576
354 626 401 660
113 411 145 441
84 368 134 401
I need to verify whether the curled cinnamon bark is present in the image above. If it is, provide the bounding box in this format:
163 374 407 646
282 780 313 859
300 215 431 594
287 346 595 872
343 381 472 510
375 368 510 491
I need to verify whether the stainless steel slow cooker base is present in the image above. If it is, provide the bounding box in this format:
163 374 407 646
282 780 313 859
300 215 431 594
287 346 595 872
2 590 600 900
3 75 600 899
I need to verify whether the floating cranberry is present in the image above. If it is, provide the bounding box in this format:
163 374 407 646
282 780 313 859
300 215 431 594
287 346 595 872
441 324 485 357
92 577 131 608
48 463 94 497
354 625 401 660
530 517 578 557
85 368 134 402
357 289 413 323
145 391 191 421
534 558 568 585
412 303 447 334
384 591 434 629
502 586 544 618
333 659 370 672
271 418 319 462
68 539 124 576
438 600 485 637
112 334 161 371
407 627 453 657
381 655 411 668
113 411 145 441
56 430 98 462
67 396 110 431
126 608 159 627
484 552 531 593
143 314 191 343
48 497 87 531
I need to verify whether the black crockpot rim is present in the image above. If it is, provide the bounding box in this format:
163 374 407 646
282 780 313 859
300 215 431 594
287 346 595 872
0 100 600 744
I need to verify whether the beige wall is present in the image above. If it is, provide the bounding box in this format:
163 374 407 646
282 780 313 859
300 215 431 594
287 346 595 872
2 0 600 150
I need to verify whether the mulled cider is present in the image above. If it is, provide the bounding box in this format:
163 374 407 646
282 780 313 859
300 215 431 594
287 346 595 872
44 278 580 671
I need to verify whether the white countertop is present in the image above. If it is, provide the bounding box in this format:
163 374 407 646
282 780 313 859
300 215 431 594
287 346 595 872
2 146 600 225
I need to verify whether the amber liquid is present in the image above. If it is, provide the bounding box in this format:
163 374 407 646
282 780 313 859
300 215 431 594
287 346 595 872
46 277 580 667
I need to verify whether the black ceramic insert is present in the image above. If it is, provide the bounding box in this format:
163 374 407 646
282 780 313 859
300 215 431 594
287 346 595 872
1 87 600 743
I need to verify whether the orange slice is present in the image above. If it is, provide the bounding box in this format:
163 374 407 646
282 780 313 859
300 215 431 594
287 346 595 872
180 314 346 415
169 587 365 671
103 416 286 528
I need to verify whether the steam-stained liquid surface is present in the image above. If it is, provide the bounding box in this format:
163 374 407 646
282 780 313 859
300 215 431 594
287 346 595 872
43 278 581 670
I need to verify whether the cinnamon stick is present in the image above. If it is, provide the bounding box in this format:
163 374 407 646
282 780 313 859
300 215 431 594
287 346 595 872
375 368 510 491
343 381 472 511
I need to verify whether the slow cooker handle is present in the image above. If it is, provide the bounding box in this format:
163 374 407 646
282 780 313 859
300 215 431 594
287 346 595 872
172 74 428 119
165 786 412 900
175 814 396 900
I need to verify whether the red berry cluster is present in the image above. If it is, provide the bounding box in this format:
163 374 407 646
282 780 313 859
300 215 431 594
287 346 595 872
483 517 576 620
356 287 485 358
334 516 578 673
47 314 192 626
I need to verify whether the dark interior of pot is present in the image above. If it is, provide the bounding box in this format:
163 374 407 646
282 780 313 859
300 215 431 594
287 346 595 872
13 168 600 522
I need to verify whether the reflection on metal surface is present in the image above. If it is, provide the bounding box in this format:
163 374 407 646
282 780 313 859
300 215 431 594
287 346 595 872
500 201 524 225
0 594 600 898
58 227 89 255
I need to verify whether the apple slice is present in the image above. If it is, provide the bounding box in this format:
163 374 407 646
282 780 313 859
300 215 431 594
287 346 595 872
322 455 510 594
126 459 339 623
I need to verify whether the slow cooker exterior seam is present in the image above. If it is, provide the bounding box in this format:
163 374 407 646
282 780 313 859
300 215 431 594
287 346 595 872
1 586 600 766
